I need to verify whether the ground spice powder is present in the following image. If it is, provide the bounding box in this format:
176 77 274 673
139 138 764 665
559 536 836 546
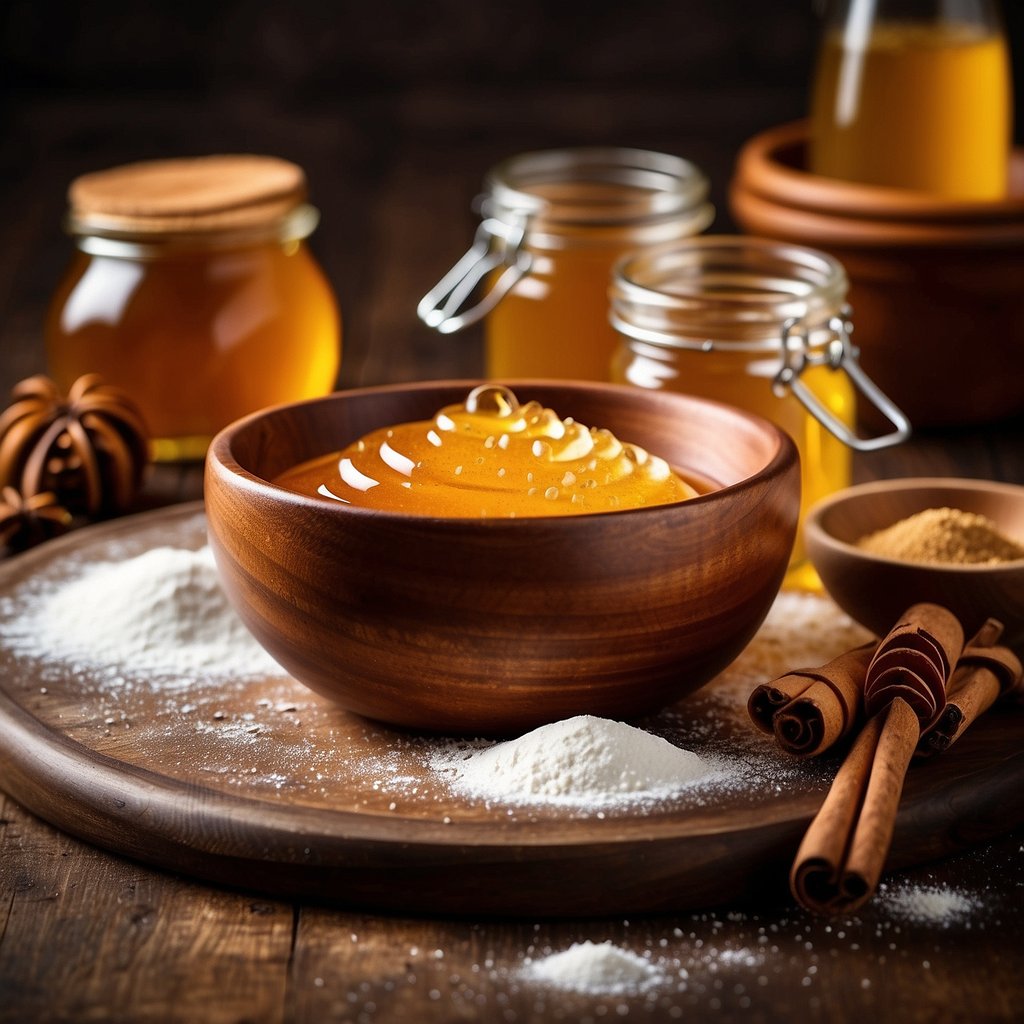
857 507 1024 565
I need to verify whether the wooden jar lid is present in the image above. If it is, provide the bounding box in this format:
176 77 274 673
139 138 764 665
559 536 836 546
68 155 309 236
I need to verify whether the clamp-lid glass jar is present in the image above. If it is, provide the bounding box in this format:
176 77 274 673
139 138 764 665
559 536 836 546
419 147 713 381
610 236 910 587
45 155 341 461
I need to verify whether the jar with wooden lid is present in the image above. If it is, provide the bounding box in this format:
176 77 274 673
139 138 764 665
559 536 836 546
609 236 910 588
418 147 713 381
45 155 341 461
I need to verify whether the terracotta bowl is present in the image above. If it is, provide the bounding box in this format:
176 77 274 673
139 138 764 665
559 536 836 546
730 121 1024 429
806 478 1024 652
205 380 799 734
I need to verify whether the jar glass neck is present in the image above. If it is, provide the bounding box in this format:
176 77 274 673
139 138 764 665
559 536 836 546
481 147 710 230
611 236 848 347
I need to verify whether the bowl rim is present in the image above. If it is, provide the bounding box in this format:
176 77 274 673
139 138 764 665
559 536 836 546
206 378 799 529
734 120 1024 225
805 476 1024 573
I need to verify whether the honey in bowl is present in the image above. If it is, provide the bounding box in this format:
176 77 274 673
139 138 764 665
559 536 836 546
273 384 701 517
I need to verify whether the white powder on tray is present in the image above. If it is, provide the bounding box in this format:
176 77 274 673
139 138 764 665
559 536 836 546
709 589 873 702
5 545 283 684
430 714 711 807
524 941 662 994
2 514 869 820
424 590 872 811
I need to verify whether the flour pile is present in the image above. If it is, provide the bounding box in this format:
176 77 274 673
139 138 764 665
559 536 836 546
8 545 283 683
524 941 661 994
431 714 711 807
876 882 982 926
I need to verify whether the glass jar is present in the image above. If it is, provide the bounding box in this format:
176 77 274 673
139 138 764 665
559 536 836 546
419 147 713 381
46 155 341 461
609 236 910 588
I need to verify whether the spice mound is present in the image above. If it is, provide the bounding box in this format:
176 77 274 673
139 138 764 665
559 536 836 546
857 506 1024 565
273 384 700 518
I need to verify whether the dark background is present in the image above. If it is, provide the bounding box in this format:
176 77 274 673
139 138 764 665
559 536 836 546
3 12 1024 1020
1 0 1022 391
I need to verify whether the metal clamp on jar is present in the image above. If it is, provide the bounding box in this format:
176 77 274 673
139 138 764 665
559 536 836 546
609 236 910 587
419 147 714 381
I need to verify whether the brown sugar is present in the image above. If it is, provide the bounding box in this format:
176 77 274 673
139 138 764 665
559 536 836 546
857 506 1024 565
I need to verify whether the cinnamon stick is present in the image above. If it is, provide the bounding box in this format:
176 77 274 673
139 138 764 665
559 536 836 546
791 604 963 916
791 697 920 915
863 602 964 729
748 642 877 758
917 618 1024 757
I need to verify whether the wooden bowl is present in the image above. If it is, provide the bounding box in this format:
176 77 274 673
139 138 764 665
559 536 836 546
729 121 1024 428
806 478 1024 652
205 380 799 734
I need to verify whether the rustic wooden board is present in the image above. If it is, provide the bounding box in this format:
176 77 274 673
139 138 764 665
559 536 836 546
0 503 1021 917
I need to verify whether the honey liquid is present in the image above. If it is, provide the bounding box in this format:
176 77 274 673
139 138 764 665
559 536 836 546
810 20 1011 198
46 240 340 461
612 342 854 590
274 385 699 517
485 179 711 381
487 246 628 381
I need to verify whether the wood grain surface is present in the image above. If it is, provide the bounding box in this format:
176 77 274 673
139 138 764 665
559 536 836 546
1 504 1022 923
205 381 799 733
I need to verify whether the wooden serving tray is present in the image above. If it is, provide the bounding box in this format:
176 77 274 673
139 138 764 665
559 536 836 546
0 504 1021 917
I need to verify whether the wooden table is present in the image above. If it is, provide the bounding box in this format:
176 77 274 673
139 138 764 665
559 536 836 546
7 438 1023 1024
3 9 1024 1017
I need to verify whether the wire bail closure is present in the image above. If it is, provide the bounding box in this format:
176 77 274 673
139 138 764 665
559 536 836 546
417 216 532 334
774 309 910 451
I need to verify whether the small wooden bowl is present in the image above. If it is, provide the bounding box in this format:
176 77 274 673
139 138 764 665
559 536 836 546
806 478 1024 652
205 380 799 734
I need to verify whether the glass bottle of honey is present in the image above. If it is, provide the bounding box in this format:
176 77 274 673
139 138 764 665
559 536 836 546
419 148 713 381
46 155 341 461
810 0 1012 198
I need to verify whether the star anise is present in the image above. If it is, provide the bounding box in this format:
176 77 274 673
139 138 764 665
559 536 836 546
0 485 72 553
0 374 149 516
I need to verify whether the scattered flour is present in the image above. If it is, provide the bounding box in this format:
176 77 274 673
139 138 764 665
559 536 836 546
877 883 981 927
3 545 284 685
431 714 711 807
524 941 661 994
711 589 873 702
